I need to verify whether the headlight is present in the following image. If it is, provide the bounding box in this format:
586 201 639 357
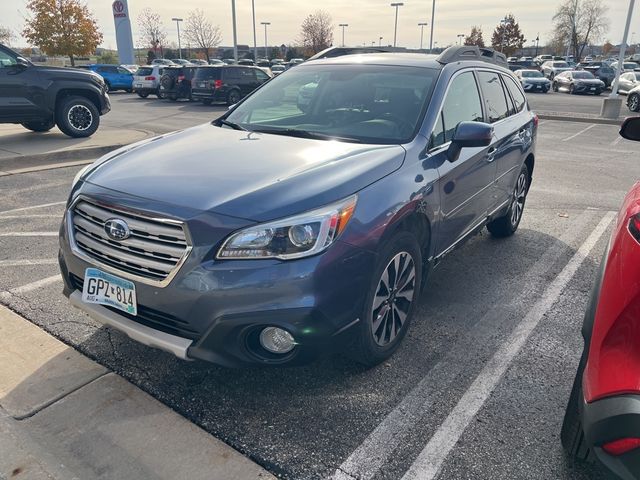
72 164 91 187
217 195 357 260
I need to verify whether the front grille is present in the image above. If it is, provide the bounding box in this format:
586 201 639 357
69 273 200 340
70 199 189 284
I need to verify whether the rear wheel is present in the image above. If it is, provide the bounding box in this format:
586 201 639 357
202 99 212 106
628 93 640 112
55 96 100 138
137 92 149 98
569 84 575 94
487 164 529 238
553 82 559 92
227 89 241 106
125 88 132 93
350 232 422 367
22 118 55 132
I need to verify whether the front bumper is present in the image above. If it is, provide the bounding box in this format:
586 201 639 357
58 192 375 367
573 84 602 94
522 82 549 92
583 394 640 480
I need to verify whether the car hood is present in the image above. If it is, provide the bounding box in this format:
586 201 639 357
83 123 406 222
34 65 102 81
575 79 604 85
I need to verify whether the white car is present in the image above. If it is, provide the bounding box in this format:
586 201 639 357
541 60 572 79
611 61 640 73
271 64 286 75
132 65 165 98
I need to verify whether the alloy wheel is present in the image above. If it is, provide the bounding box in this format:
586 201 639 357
67 104 93 131
371 251 416 346
510 172 527 227
630 95 640 112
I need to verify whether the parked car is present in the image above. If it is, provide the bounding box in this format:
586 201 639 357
617 71 640 94
289 58 305 66
519 56 533 62
256 60 271 68
514 69 550 93
152 59 175 66
222 58 237 65
78 64 133 93
611 61 640 73
271 64 286 75
209 59 225 65
552 70 604 95
120 64 139 73
270 58 285 66
534 54 553 63
189 59 208 65
171 59 192 66
191 65 271 105
132 65 165 98
541 60 572 79
626 84 640 112
561 116 640 480
237 59 255 66
59 46 537 367
582 65 615 88
159 66 197 101
0 43 109 137
507 56 518 63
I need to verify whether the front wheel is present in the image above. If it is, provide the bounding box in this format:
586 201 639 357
22 118 55 132
628 93 640 112
569 84 575 94
55 96 100 138
350 232 423 367
553 82 559 92
137 92 149 98
202 99 212 106
226 89 241 106
487 164 529 238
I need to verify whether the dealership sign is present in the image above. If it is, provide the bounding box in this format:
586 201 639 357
112 1 126 18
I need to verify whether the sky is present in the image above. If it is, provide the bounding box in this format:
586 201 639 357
2 0 636 51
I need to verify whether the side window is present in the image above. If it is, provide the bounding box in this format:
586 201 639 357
225 68 240 83
477 71 510 123
0 49 17 67
255 70 270 82
430 71 483 149
503 75 526 113
117 67 129 74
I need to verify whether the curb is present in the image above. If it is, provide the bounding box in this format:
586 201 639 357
536 113 624 126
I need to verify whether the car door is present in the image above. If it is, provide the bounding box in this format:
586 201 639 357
0 48 41 120
117 66 132 89
431 70 497 253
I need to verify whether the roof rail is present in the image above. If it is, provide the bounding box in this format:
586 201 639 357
436 46 508 67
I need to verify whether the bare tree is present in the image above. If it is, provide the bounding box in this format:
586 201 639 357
137 8 167 57
298 10 333 55
552 0 608 60
0 26 15 45
183 9 221 62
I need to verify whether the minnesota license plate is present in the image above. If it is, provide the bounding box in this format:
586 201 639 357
590 87 595 90
82 268 137 315
135 83 142 88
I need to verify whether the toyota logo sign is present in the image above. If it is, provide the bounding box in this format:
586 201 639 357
112 1 126 18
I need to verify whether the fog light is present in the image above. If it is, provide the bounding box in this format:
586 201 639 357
259 327 295 354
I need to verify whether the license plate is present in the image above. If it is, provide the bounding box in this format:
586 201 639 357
82 268 137 315
135 83 142 88
590 87 595 91
198 82 206 88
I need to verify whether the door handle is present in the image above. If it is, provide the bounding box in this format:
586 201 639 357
486 147 497 163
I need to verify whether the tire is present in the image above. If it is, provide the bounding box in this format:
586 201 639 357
169 95 177 101
561 353 597 464
22 118 55 132
487 164 529 238
628 93 640 112
156 88 162 98
569 84 575 94
227 89 241 106
126 89 132 93
350 232 423 367
137 92 149 98
104 82 111 93
55 95 100 138
553 82 559 92
202 99 212 106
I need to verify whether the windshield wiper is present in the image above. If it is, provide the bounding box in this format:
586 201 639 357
251 127 361 143
216 119 247 131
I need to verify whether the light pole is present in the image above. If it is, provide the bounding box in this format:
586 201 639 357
535 34 539 58
171 18 183 58
339 24 349 47
379 36 383 46
390 3 404 48
231 0 238 61
418 22 428 50
261 22 271 59
429 0 436 52
251 0 258 61
499 16 509 53
457 34 464 45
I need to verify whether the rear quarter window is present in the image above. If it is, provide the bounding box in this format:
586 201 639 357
195 67 221 80
502 75 526 113
477 71 510 123
136 67 152 76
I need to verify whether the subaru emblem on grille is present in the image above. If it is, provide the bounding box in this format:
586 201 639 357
104 218 130 241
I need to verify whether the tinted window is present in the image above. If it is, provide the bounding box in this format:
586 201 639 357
430 72 483 148
255 70 270 82
503 75 526 113
136 67 152 76
0 48 17 67
117 67 130 74
552 62 569 68
99 66 117 73
194 67 221 81
477 71 509 123
573 71 594 79
521 70 543 78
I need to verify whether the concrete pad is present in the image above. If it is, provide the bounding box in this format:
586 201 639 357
22 373 275 480
0 305 107 419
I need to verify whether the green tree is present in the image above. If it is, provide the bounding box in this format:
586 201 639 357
22 0 102 66
464 26 485 47
491 14 525 57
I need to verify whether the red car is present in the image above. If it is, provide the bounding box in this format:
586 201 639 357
562 117 640 479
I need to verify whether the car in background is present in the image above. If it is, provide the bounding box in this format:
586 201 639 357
541 60 572 79
209 59 225 65
617 72 640 94
514 69 550 93
583 55 594 62
78 64 133 93
561 117 640 480
256 60 271 68
59 46 537 368
626 85 640 112
120 64 139 73
189 59 208 65
611 61 640 73
270 58 285 66
582 65 615 88
271 64 286 75
552 70 604 95
0 42 109 137
152 59 175 66
534 54 553 63
222 58 237 65
159 65 197 101
171 59 192 66
507 56 518 63
289 58 305 66
238 59 255 66
519 56 533 62
132 65 165 98
191 65 271 105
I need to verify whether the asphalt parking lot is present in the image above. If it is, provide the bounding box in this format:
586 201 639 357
1 93 638 479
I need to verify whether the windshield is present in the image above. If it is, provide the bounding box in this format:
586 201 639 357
625 63 638 69
573 71 594 79
223 64 438 144
553 62 569 67
521 71 543 78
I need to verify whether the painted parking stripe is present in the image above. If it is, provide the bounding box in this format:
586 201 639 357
0 201 66 215
0 259 58 267
6 275 62 296
562 123 596 142
401 211 616 480
0 215 61 220
0 232 58 237
332 209 598 480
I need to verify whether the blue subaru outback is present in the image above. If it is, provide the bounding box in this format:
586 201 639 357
59 46 537 367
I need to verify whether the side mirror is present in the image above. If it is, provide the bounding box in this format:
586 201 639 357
447 121 494 162
620 117 640 142
7 57 29 75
